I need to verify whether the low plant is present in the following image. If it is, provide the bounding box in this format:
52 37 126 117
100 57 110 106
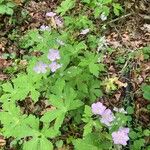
0 0 16 15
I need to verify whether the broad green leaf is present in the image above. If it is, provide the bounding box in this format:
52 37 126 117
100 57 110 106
69 100 84 110
30 89 40 102
83 122 93 137
40 109 62 123
89 63 100 77
142 84 150 100
113 3 123 16
54 113 65 131
49 94 64 109
23 137 53 150
56 0 75 15
2 82 13 92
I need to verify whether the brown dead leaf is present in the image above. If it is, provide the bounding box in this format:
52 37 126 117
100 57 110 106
0 73 8 81
115 80 128 88
115 93 121 101
0 58 12 69
0 137 6 147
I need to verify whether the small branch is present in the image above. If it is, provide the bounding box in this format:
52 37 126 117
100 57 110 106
107 13 133 24
139 14 150 20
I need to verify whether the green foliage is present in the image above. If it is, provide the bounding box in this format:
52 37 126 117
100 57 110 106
73 133 112 150
0 0 15 15
81 0 123 19
1 73 41 102
0 102 54 150
56 0 76 16
1 0 148 149
142 84 150 101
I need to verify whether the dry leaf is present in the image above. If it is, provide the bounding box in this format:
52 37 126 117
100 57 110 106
0 137 6 147
115 80 128 88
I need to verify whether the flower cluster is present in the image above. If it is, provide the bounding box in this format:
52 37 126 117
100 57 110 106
40 11 63 31
91 102 130 146
46 11 63 28
33 49 61 74
91 102 115 126
40 25 50 31
112 127 130 146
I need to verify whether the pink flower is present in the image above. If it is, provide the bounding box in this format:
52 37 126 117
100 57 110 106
49 62 62 72
112 127 130 146
100 109 115 126
55 16 63 28
46 12 56 17
91 102 106 115
40 25 50 31
33 62 47 74
47 49 60 61
80 28 90 35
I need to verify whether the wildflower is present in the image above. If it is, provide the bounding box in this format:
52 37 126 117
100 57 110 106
100 13 107 21
91 102 106 115
56 39 65 46
46 12 56 17
100 109 115 126
33 62 47 74
80 28 90 35
49 62 62 72
112 127 130 146
40 25 50 31
113 107 127 114
97 36 107 52
55 16 63 28
47 49 60 61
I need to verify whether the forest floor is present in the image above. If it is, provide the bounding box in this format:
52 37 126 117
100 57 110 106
0 0 150 149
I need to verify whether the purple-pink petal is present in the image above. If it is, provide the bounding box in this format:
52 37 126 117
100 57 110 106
47 49 60 61
49 62 62 72
40 25 50 31
100 109 115 126
91 102 106 115
46 12 56 17
55 16 63 28
33 62 47 74
112 127 130 146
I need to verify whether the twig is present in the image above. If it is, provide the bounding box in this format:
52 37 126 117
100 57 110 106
139 14 150 20
107 13 133 24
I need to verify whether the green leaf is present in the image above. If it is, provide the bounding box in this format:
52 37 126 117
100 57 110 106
81 0 91 4
94 7 102 18
54 113 65 131
69 99 84 110
142 84 150 100
73 139 98 150
51 78 65 95
126 106 134 114
83 122 93 137
23 137 53 150
48 94 64 109
2 82 13 92
0 5 6 14
113 3 123 16
40 109 62 123
89 63 100 77
56 0 75 15
83 105 92 117
132 139 145 150
30 89 40 102
6 7 13 15
0 102 39 138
